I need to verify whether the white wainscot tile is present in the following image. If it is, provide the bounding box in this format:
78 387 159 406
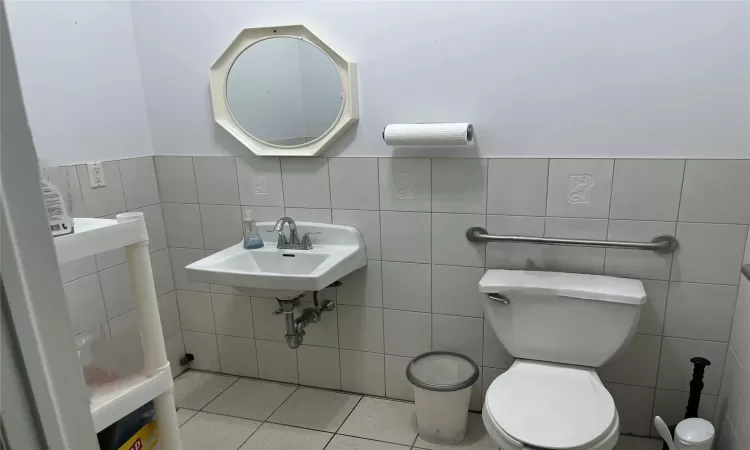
382 261 431 312
541 217 608 274
297 345 341 390
657 337 727 394
336 262 383 308
337 305 384 353
483 319 515 369
183 331 220 372
154 156 198 203
730 287 749 371
63 273 106 335
59 256 98 283
99 263 134 319
340 350 385 396
383 309 431 357
432 265 485 318
432 213 486 267
134 203 167 253
251 297 286 342
487 159 548 216
379 158 431 212
717 348 750 447
256 339 298 384
332 209 381 259
663 282 737 342
285 207 332 224
385 354 414 401
217 335 258 378
432 158 487 214
639 280 668 335
280 158 331 208
76 161 126 217
212 293 253 338
162 203 204 249
679 160 750 224
598 334 662 387
118 157 160 210
177 290 215 333
485 215 546 270
170 248 208 292
193 156 240 205
604 220 675 280
381 211 431 263
236 155 284 207
158 291 181 338
329 158 379 210
605 383 655 436
610 159 685 221
432 314 483 365
200 204 242 250
546 159 613 219
672 223 748 285
297 300 339 348
151 248 175 297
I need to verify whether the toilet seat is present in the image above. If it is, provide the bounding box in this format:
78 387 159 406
484 360 617 449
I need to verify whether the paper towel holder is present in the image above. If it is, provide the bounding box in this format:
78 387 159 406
381 123 474 145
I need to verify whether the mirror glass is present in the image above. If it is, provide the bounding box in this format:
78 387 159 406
226 37 344 147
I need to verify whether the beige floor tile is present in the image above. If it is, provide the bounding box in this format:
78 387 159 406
174 371 237 409
179 411 261 450
204 378 297 420
239 422 332 450
177 408 198 426
325 434 410 449
268 387 362 432
615 435 665 450
414 413 497 450
338 397 418 445
413 413 496 449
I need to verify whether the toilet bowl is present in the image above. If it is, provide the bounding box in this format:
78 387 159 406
478 270 646 450
482 360 619 450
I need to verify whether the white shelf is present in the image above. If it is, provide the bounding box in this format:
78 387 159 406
54 218 143 264
90 368 173 433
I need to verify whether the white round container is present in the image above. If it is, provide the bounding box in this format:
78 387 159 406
674 418 714 450
407 352 479 445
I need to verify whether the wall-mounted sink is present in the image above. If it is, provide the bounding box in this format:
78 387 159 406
185 222 367 292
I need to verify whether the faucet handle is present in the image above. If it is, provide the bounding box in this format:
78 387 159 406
301 232 320 249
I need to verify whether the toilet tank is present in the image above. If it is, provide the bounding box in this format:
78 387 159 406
480 270 646 368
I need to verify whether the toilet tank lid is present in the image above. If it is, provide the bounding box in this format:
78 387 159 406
479 270 647 305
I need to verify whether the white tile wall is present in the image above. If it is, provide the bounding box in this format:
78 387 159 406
144 155 749 435
715 244 750 450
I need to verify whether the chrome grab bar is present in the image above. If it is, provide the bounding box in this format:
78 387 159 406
466 227 678 254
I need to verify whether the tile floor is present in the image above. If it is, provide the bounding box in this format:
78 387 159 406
173 370 664 450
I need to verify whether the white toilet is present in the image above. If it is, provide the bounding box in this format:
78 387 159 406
479 270 647 450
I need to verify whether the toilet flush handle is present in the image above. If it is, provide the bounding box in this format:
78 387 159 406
487 293 510 305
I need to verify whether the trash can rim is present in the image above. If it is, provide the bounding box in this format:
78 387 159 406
406 351 479 392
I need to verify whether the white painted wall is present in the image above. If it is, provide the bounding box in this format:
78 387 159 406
6 1 153 166
131 1 750 158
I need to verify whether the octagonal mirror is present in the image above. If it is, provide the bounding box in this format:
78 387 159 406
210 25 358 156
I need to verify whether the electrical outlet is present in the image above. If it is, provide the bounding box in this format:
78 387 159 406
87 161 106 188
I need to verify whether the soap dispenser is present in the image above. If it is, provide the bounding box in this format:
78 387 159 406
243 209 264 249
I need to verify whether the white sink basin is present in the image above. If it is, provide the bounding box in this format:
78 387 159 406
185 222 367 292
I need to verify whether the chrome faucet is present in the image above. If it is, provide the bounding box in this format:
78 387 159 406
272 217 315 250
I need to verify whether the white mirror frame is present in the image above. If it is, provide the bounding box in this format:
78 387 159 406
210 25 358 157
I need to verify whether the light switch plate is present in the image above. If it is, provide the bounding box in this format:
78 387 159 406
86 161 106 188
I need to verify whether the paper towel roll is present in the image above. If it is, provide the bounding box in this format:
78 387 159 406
382 123 473 146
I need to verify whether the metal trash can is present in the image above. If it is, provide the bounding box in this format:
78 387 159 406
406 351 479 445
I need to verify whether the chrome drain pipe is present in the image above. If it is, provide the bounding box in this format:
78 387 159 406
274 293 336 349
